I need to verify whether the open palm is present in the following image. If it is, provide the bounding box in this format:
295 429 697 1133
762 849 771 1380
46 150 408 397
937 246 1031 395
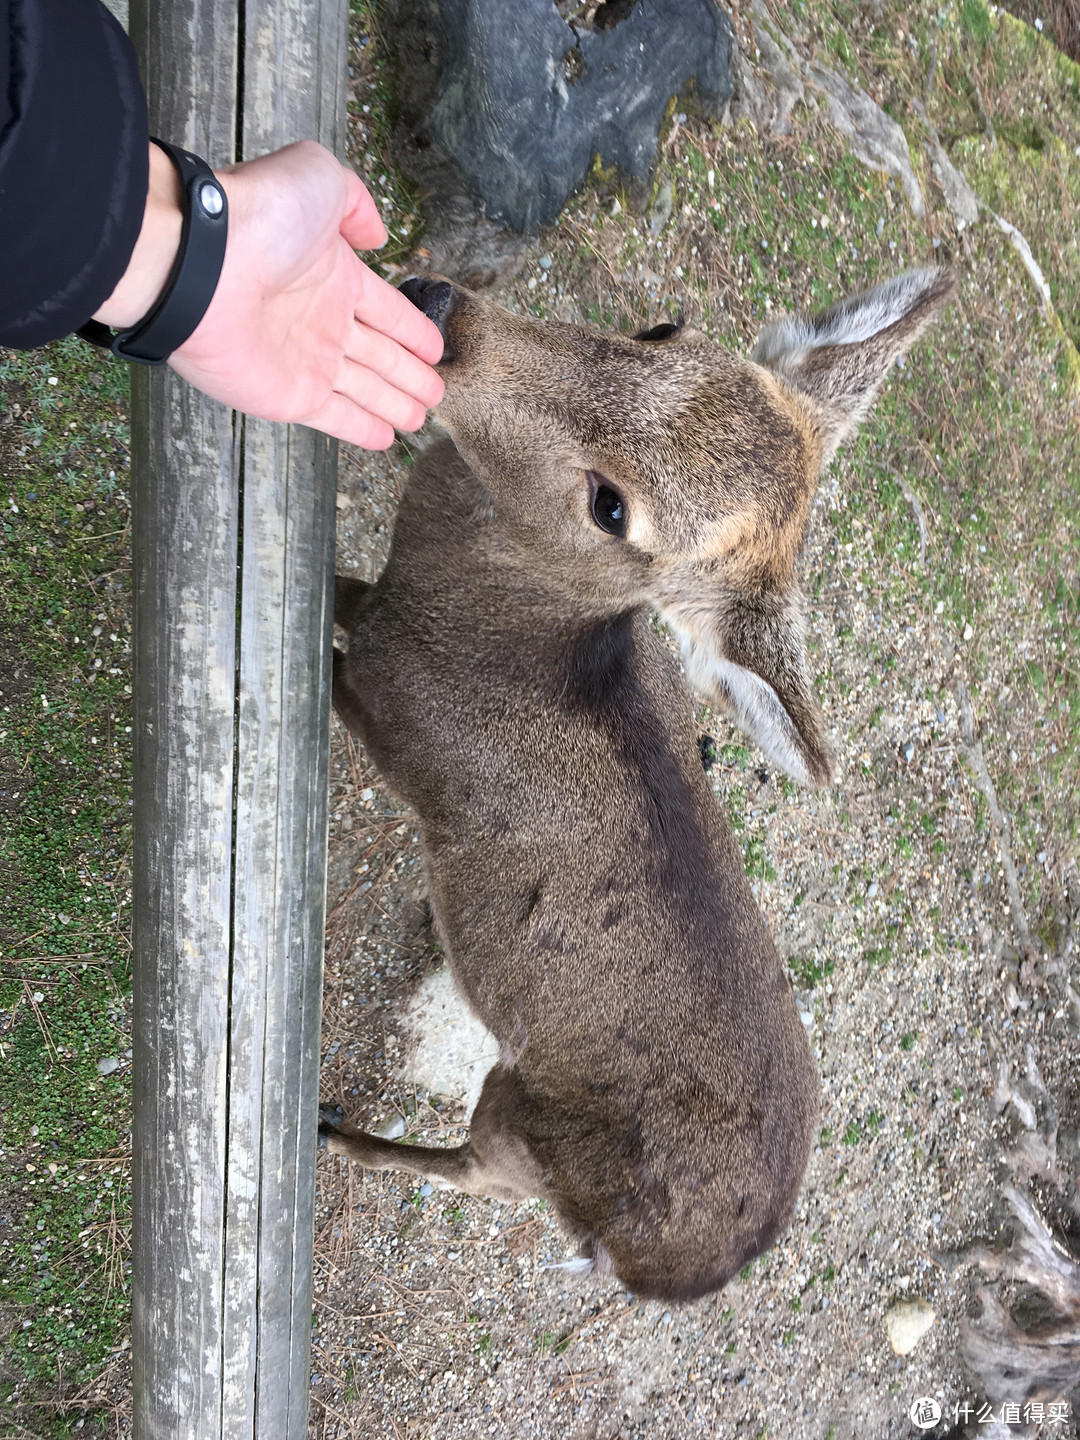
170 141 443 449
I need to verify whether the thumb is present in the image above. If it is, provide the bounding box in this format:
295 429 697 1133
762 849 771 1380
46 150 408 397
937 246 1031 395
340 169 388 251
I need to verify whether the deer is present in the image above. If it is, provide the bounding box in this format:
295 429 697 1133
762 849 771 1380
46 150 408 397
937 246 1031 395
320 266 957 1301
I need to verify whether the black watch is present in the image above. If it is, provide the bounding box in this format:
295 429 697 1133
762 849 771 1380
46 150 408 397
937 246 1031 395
78 138 228 366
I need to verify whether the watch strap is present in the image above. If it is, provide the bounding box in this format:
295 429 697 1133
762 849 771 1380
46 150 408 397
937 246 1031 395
78 138 228 366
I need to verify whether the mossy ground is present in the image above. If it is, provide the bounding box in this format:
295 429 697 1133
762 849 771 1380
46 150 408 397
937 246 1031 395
0 340 133 1436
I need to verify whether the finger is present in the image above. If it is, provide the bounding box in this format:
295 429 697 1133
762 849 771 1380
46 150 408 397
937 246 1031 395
339 169 388 251
302 391 397 451
334 356 430 435
351 257 445 366
345 322 445 409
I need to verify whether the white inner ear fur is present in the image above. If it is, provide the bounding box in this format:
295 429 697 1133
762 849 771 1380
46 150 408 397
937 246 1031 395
675 629 814 787
751 267 944 367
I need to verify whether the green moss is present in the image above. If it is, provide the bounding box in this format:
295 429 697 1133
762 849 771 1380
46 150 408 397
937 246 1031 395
0 337 133 1430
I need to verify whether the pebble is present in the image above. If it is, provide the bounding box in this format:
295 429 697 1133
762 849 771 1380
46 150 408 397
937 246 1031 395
538 255 552 270
96 1056 119 1076
902 741 915 762
376 1114 406 1140
883 1297 935 1355
649 179 674 236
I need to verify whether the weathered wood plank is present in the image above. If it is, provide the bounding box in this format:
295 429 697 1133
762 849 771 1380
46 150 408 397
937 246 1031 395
129 2 346 1434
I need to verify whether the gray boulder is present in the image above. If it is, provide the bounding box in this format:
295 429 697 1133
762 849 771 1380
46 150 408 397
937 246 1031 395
394 0 732 232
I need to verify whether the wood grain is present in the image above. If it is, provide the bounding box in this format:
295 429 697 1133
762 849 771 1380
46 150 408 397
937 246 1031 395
128 3 346 1434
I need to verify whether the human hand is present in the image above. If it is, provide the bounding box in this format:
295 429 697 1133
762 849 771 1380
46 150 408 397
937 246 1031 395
94 140 443 448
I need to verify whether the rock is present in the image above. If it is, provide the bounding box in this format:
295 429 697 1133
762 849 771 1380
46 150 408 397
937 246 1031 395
397 963 500 1117
741 0 805 135
96 1056 120 1076
924 135 981 230
375 1113 407 1140
806 63 925 218
392 0 732 232
649 178 674 236
884 1297 936 1355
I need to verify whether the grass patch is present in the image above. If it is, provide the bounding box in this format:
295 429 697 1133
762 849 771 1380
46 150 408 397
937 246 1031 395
1 336 133 1434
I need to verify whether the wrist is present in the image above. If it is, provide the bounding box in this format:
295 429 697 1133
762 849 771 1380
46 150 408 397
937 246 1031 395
92 141 185 329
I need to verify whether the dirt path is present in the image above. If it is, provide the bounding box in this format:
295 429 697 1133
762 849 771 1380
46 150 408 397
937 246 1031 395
312 5 1080 1436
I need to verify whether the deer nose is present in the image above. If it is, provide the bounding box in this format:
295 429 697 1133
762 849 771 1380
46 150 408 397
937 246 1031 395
399 276 455 340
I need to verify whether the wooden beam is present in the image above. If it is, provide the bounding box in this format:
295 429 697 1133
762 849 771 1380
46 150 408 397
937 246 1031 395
128 3 346 1434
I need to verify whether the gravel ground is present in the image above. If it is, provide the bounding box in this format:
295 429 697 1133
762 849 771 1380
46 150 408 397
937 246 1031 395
310 7 1080 1438
316 452 1023 1440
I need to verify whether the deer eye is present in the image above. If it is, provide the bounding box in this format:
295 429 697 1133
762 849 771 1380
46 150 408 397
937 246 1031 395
587 472 627 538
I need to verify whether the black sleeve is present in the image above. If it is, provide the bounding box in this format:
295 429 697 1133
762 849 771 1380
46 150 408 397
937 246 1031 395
0 0 149 349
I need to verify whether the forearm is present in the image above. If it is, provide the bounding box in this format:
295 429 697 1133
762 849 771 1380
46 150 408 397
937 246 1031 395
0 0 149 349
92 142 185 330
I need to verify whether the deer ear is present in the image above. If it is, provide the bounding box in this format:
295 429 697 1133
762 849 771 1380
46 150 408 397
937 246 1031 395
751 266 957 465
662 586 834 786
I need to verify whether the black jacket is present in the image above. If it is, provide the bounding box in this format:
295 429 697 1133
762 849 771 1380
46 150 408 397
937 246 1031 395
0 0 148 348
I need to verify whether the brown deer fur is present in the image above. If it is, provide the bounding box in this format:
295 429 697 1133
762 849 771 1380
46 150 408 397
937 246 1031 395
322 268 956 1301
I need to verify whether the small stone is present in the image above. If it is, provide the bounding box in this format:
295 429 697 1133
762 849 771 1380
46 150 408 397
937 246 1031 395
538 255 552 270
867 881 879 898
902 741 915 762
376 1114 406 1140
884 1297 935 1355
97 1056 120 1076
963 623 974 640
419 1181 434 1197
649 179 674 236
